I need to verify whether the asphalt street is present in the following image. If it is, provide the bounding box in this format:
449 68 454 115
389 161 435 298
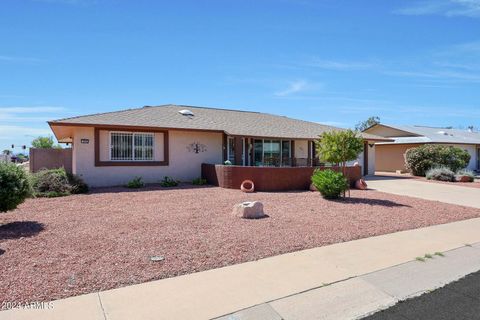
363 269 480 320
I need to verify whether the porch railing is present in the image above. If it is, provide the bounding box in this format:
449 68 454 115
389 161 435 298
255 157 324 167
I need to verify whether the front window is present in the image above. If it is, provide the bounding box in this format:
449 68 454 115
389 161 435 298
110 132 154 161
263 140 281 166
253 139 291 166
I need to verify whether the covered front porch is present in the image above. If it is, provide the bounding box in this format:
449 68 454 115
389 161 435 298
222 135 374 176
224 136 318 167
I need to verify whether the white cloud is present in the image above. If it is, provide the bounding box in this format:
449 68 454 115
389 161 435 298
0 125 51 140
275 80 308 96
0 106 65 113
384 69 480 82
304 59 374 70
0 106 67 123
0 55 43 63
395 0 480 18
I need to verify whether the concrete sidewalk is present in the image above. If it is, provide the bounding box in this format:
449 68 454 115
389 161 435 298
365 175 480 208
3 217 480 320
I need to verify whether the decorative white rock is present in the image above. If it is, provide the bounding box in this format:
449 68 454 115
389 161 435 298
233 201 265 219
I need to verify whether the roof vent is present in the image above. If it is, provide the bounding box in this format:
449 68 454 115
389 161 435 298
437 130 449 135
179 109 194 116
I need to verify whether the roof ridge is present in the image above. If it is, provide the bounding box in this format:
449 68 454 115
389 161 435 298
145 104 262 114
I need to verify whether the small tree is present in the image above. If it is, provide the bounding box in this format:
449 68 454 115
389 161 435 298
315 130 364 196
355 116 380 132
31 136 61 149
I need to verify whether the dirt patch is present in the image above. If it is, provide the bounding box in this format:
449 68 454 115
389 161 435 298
1 185 479 302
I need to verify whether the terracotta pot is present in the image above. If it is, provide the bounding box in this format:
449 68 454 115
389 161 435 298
240 180 255 193
355 179 368 190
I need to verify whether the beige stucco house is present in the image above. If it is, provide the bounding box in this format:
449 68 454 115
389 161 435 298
49 104 387 187
364 124 480 173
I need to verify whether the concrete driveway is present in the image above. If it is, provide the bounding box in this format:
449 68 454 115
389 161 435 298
366 176 480 209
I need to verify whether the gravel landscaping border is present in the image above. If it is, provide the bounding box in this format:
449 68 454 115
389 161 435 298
1 185 479 303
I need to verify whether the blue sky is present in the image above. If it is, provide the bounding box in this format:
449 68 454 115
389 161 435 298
1 0 480 152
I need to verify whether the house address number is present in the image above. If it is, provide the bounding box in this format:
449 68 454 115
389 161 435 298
81 139 90 144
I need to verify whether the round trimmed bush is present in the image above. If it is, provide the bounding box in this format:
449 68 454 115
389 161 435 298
425 167 455 182
311 169 348 199
405 145 471 176
0 162 32 212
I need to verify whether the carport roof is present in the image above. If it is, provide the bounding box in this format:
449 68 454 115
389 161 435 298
368 124 480 145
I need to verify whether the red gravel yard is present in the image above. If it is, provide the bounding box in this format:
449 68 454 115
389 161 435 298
1 185 480 302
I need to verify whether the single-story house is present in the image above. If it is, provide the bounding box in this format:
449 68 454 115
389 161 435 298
48 104 388 188
364 124 480 173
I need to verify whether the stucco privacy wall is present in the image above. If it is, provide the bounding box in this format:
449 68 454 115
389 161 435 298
376 143 478 172
72 127 223 187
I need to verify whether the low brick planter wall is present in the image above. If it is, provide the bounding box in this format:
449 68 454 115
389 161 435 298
202 163 362 192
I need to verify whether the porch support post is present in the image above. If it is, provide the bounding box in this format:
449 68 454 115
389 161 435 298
244 138 250 166
363 141 369 176
307 141 312 167
291 140 295 167
222 133 227 162
312 140 317 166
249 138 255 166
234 136 243 165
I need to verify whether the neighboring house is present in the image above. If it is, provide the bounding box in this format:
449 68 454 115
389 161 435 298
48 104 387 187
0 153 11 163
364 124 480 173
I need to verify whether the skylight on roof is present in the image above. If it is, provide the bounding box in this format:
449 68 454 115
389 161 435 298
179 109 194 116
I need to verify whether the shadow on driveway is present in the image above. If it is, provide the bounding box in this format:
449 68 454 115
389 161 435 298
341 197 411 208
0 221 45 241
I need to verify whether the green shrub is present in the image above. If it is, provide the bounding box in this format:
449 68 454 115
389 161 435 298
405 145 471 176
311 169 348 199
67 173 89 194
32 168 71 197
425 167 455 182
160 176 179 187
456 169 475 182
126 177 144 188
0 162 32 212
192 178 207 185
224 160 232 165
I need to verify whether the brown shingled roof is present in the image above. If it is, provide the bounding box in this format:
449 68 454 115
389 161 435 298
49 104 389 141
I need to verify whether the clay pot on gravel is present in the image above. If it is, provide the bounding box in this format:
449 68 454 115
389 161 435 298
233 201 265 219
355 179 368 190
240 180 255 193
